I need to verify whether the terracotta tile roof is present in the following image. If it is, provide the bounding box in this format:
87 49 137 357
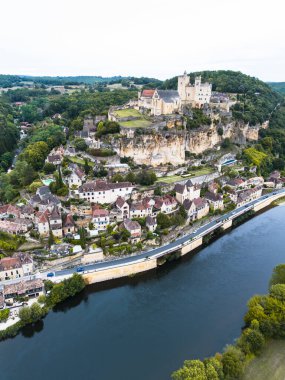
141 89 155 98
116 196 126 208
0 257 21 271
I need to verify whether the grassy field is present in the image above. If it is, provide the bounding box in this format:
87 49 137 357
156 167 214 184
242 340 285 380
114 108 142 118
114 108 152 128
67 156 94 167
119 119 152 128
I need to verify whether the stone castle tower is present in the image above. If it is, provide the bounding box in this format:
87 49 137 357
178 71 190 104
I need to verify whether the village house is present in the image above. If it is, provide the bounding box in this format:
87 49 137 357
63 214 75 236
68 165 86 188
49 207 63 238
226 178 247 190
79 180 134 204
129 198 153 219
153 195 177 215
65 146 76 156
92 206 110 231
3 279 44 305
120 218 142 243
0 218 32 235
175 180 201 203
146 216 157 232
208 181 219 194
20 204 35 220
110 196 130 222
0 204 21 219
183 198 209 221
204 192 224 211
236 186 263 207
36 210 50 237
0 253 34 282
246 176 264 188
46 153 62 166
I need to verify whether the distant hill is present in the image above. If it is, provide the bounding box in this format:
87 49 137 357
0 74 162 88
268 82 285 95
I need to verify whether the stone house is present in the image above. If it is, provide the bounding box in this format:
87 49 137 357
183 197 209 221
3 279 44 304
79 180 134 204
146 216 157 232
204 192 224 211
153 195 178 215
63 214 75 236
49 207 63 238
0 253 34 282
120 218 141 243
92 207 110 231
110 196 130 222
175 180 201 203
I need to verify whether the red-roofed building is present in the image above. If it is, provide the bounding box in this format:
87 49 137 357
92 206 110 230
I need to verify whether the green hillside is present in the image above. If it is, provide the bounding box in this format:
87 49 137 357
268 82 285 95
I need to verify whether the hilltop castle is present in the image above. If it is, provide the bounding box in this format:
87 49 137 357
138 71 212 116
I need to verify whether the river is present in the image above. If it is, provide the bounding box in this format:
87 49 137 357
0 205 285 380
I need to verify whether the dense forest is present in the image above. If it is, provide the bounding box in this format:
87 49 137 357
268 82 285 95
0 101 19 171
0 74 162 88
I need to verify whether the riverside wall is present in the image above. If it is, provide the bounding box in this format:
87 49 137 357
83 259 157 284
82 193 284 285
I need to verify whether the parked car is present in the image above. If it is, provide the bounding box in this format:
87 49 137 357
76 267 84 273
47 272 55 277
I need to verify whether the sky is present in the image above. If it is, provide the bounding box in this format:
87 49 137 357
1 0 285 81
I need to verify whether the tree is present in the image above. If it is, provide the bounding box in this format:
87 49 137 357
157 212 171 229
19 306 32 324
21 141 49 170
269 284 285 302
125 171 136 183
30 302 44 322
84 159 90 175
270 264 285 287
154 186 162 196
74 138 87 152
221 346 245 379
0 309 9 322
172 360 207 380
43 162 56 174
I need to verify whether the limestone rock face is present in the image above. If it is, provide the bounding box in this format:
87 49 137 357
115 123 260 166
118 133 185 166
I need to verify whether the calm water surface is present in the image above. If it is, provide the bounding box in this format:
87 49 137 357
1 206 285 380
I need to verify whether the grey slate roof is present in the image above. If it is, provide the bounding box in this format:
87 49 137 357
157 90 180 103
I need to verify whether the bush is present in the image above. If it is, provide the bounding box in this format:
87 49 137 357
0 309 10 322
46 274 85 307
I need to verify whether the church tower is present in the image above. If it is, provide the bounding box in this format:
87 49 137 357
178 71 190 103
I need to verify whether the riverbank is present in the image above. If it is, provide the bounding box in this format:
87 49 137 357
172 261 285 380
0 206 284 380
242 340 285 380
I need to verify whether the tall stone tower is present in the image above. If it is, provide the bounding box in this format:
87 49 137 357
178 71 190 103
195 76 201 88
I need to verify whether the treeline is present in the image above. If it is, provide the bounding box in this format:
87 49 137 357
241 133 285 177
109 170 157 186
0 122 66 202
0 101 19 171
172 264 285 380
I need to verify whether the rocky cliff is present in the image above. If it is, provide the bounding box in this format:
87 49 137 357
115 123 260 166
117 133 185 166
